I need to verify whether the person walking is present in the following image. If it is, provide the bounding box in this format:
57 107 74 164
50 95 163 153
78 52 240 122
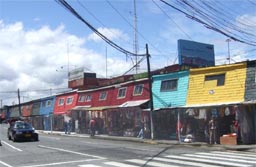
64 121 68 134
137 121 144 139
209 117 217 144
89 118 96 137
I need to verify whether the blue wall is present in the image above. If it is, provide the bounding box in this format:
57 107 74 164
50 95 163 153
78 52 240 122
152 70 189 109
39 96 56 116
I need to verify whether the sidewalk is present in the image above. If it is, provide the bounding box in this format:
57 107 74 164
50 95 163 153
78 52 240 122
37 130 256 152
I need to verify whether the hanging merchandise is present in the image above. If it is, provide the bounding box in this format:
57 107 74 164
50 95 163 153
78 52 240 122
198 108 207 120
211 108 218 118
225 107 230 116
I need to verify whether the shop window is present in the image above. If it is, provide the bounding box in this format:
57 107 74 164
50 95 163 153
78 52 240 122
78 95 85 102
85 95 92 102
66 96 73 105
133 84 143 96
117 87 127 98
99 92 107 100
58 98 64 106
46 100 51 107
160 79 178 92
205 74 225 86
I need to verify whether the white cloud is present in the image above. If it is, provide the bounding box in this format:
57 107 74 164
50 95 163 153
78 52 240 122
87 27 129 42
0 21 131 105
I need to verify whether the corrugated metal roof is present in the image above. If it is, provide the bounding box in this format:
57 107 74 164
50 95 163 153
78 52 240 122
119 99 149 107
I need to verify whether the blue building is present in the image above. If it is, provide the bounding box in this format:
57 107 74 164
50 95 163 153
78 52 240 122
151 70 189 139
39 96 56 131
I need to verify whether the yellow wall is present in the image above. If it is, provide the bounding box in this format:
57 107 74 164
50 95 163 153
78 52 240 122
187 62 246 105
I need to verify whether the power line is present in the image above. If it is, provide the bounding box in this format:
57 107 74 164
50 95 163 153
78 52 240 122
106 0 170 61
0 87 71 94
56 0 146 57
152 0 192 40
160 0 256 46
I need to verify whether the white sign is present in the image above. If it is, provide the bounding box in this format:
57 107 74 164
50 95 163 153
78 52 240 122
68 67 84 81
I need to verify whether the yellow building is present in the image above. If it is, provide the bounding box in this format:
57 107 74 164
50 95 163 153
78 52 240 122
187 62 247 106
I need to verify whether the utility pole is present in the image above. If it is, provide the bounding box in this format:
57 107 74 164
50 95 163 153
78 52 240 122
18 89 21 118
146 44 154 140
226 39 231 64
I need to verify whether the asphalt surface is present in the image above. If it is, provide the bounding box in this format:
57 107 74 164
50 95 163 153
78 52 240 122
37 130 256 152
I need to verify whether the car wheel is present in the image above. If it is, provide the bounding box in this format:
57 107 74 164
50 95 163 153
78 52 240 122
8 135 11 140
12 136 17 142
34 137 39 141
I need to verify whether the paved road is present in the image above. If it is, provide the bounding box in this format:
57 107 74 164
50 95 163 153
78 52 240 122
1 124 256 167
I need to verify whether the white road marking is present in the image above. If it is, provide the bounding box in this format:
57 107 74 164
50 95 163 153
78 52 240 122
38 145 105 159
78 165 101 167
20 159 101 167
0 160 13 167
165 155 250 167
1 140 23 151
184 153 256 164
212 151 256 157
126 159 180 167
196 152 256 160
147 157 223 167
105 161 140 167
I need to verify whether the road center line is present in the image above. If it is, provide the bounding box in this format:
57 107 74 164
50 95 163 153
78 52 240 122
1 140 23 151
19 159 101 167
38 145 106 159
0 160 13 167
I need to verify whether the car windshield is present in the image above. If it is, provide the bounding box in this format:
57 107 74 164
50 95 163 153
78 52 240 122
15 122 32 129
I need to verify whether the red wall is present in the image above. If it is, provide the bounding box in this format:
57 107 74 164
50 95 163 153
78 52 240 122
54 92 78 115
77 79 150 107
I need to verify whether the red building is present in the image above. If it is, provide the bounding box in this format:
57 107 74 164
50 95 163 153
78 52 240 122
53 90 78 131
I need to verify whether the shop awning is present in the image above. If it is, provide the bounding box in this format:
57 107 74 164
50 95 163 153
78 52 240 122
242 100 256 104
88 106 118 111
119 99 149 107
71 105 91 111
182 101 242 108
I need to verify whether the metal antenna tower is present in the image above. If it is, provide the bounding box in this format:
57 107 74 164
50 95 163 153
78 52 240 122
133 0 139 74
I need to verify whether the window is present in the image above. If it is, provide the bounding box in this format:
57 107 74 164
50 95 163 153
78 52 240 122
85 95 92 102
58 98 64 106
117 87 127 98
160 79 178 91
66 97 73 105
78 95 85 102
99 92 107 100
205 74 225 86
133 84 143 95
46 100 51 107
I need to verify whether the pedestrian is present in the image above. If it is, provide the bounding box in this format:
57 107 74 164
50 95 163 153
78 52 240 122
64 121 68 134
67 119 72 135
137 121 144 139
209 117 217 144
89 118 96 137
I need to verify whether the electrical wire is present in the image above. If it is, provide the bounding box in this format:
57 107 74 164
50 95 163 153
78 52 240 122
56 0 146 57
159 0 256 46
152 0 192 40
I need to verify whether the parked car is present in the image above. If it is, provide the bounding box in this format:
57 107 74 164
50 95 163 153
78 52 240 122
7 121 39 142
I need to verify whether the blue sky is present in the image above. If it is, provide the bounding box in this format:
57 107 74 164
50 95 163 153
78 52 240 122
0 0 255 105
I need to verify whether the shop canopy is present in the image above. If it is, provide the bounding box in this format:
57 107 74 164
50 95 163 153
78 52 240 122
182 101 242 108
119 99 149 108
88 106 118 111
71 105 91 111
